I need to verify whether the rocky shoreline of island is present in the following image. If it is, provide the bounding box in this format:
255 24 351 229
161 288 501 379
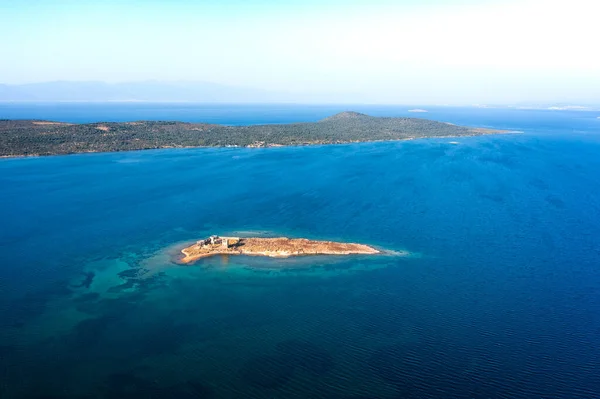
177 235 381 264
0 111 510 157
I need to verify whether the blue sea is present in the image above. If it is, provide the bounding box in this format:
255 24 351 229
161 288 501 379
1 103 600 398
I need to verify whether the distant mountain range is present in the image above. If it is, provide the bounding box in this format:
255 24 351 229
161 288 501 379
0 81 313 103
2 82 599 108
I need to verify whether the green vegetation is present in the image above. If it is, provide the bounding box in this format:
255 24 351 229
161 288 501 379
0 112 503 157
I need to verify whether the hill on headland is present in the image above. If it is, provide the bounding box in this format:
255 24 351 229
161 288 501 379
320 111 369 121
0 112 506 157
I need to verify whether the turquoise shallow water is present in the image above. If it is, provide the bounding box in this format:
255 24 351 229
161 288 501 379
1 106 600 398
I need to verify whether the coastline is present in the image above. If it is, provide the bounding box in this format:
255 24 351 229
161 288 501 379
176 236 381 265
0 129 513 160
0 112 514 158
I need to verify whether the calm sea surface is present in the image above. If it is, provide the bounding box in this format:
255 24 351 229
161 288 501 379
1 104 600 398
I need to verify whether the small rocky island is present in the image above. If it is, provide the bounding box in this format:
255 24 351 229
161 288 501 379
179 235 380 264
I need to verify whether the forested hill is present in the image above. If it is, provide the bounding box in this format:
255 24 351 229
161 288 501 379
0 112 504 157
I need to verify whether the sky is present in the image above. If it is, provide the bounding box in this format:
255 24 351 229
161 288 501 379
1 0 599 104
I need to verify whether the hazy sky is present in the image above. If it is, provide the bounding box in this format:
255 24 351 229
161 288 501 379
1 0 599 104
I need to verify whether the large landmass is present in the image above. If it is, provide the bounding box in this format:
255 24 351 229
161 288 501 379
178 236 380 264
0 111 506 157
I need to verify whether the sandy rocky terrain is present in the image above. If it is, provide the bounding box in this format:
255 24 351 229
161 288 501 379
179 236 380 264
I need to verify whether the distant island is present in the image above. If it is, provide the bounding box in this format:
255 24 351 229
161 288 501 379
0 111 507 157
178 235 380 264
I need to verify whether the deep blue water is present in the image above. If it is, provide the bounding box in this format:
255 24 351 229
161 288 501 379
1 104 600 398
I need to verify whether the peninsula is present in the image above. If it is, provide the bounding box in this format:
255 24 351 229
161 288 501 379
178 235 380 264
0 112 507 157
